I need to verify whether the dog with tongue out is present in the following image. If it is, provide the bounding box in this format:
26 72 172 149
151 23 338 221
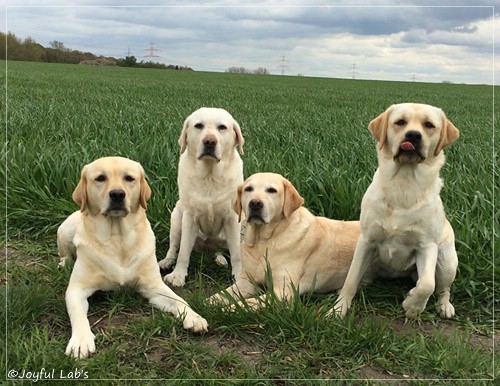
334 103 460 320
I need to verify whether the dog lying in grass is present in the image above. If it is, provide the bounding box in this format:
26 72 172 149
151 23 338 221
210 172 360 309
57 156 208 358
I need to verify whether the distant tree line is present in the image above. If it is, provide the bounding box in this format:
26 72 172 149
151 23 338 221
115 55 192 70
225 66 270 75
0 31 192 70
0 32 98 64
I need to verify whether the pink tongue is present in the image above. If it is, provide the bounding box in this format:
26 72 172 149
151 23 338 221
401 141 415 151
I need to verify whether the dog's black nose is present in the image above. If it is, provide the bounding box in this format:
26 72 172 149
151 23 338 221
109 189 125 202
405 130 422 142
249 199 264 211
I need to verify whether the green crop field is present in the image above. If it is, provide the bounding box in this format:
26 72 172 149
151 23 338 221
2 60 498 383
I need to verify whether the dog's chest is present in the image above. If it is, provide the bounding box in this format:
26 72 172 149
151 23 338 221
183 180 238 237
77 235 151 287
241 244 275 284
362 175 444 271
367 209 429 271
197 210 226 237
241 229 303 285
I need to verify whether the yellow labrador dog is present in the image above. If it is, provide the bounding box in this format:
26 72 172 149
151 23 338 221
334 103 460 319
57 157 208 359
158 108 245 287
210 173 361 308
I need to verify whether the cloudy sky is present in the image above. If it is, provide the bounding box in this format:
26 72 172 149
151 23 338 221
3 1 498 84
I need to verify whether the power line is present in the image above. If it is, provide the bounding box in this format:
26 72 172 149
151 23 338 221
144 41 160 59
349 63 359 79
277 54 289 75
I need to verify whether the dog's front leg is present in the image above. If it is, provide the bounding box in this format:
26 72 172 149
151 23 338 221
65 285 97 359
273 274 296 303
402 244 438 318
226 275 296 311
209 276 258 306
435 239 458 318
223 215 242 280
141 280 208 333
332 236 375 317
164 211 199 287
159 205 182 270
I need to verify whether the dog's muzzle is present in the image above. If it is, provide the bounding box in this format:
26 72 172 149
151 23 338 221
198 136 220 161
104 189 128 216
395 130 425 163
247 199 265 224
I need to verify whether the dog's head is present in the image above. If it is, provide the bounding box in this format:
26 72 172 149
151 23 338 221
368 103 459 164
234 173 304 225
72 156 151 217
178 107 244 162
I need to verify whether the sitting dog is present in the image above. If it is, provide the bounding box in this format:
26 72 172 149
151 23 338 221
158 107 245 287
334 103 460 318
210 172 361 309
58 156 208 359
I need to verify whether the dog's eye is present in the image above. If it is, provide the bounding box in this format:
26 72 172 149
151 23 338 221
244 186 253 193
395 119 406 126
95 175 107 182
266 187 278 194
124 175 135 182
424 121 435 129
194 123 204 129
218 125 227 131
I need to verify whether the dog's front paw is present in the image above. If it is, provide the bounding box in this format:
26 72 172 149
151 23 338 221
208 293 227 306
329 297 351 318
65 332 96 359
214 254 228 266
402 289 428 318
163 271 186 287
239 297 263 311
183 313 208 333
58 256 69 268
158 256 176 270
436 301 455 319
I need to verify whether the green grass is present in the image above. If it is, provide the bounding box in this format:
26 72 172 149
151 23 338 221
2 60 497 383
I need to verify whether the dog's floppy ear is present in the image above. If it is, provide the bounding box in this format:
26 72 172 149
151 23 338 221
283 178 304 218
139 168 152 210
368 106 392 150
178 117 190 154
434 111 460 156
233 183 243 221
232 120 245 155
72 165 88 213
